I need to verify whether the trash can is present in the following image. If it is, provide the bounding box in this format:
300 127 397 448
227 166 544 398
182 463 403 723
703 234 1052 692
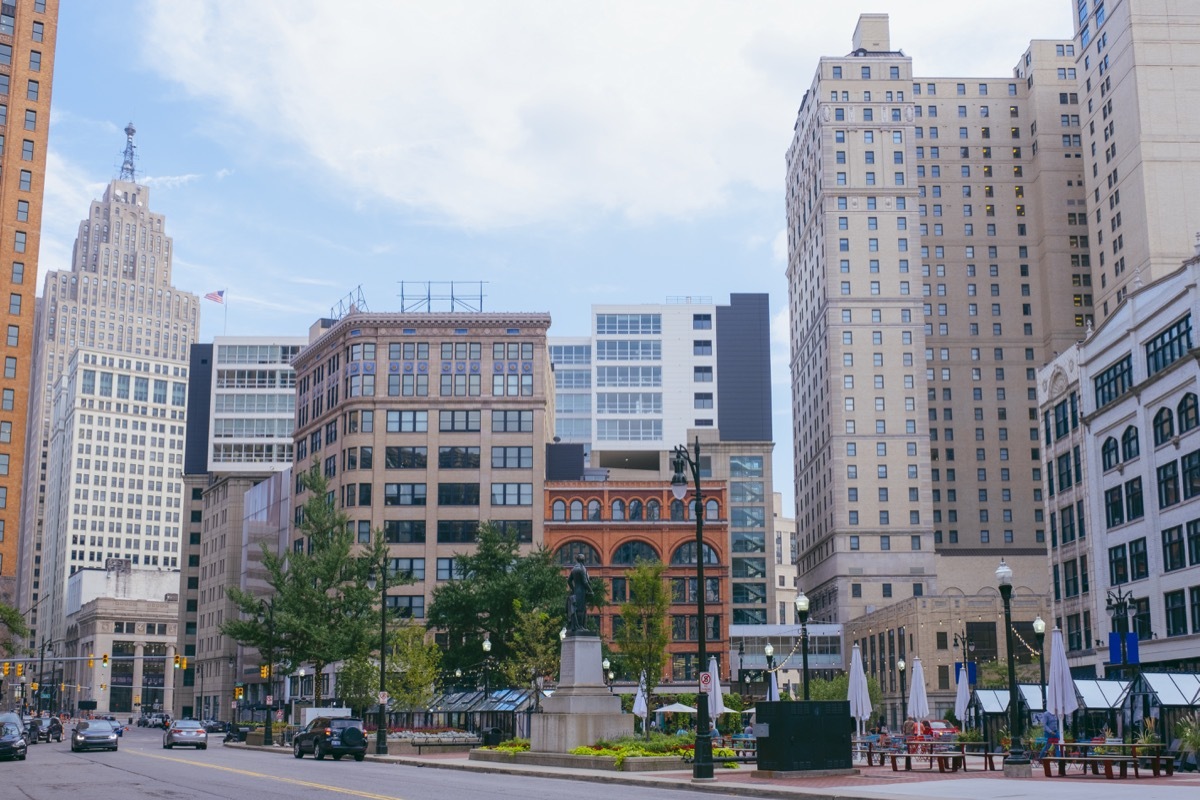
482 728 503 747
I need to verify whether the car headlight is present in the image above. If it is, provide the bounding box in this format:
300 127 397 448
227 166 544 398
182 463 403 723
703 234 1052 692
107 734 118 739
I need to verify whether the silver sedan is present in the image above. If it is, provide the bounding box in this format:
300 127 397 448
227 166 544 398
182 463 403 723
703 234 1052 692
163 719 209 749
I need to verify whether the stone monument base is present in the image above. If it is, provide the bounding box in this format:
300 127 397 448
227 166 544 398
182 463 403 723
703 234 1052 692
529 632 632 753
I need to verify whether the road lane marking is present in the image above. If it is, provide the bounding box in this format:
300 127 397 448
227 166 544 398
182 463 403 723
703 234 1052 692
127 750 407 800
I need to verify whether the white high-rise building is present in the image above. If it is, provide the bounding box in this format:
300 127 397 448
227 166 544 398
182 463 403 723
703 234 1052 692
17 126 198 649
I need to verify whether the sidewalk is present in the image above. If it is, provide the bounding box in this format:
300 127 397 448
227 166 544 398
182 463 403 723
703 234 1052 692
230 742 1200 800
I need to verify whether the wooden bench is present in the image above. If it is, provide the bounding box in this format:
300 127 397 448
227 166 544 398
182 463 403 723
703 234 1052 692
1042 755 1139 779
1138 753 1175 778
890 751 965 773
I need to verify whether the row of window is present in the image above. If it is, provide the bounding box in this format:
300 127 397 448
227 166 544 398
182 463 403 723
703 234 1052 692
555 540 718 568
373 519 532 545
344 372 536 399
550 497 720 522
338 445 532 471
339 481 533 508
345 341 537 363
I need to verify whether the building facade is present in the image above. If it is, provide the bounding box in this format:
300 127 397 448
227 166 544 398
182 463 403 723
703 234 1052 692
18 125 198 649
289 310 552 618
787 15 1084 623
1039 253 1200 676
0 0 58 607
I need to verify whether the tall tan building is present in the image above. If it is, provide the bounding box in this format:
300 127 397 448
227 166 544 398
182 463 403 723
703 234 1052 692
17 125 199 649
289 310 552 622
787 15 1085 622
1072 0 1200 318
0 0 57 608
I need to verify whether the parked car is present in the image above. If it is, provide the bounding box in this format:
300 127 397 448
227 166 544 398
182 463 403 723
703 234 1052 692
70 719 120 752
163 719 208 750
99 715 124 736
0 713 24 739
292 717 367 761
34 716 62 743
202 719 226 734
920 720 959 739
0 721 27 761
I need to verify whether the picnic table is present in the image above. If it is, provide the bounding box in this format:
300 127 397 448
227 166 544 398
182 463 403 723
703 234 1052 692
1040 740 1171 779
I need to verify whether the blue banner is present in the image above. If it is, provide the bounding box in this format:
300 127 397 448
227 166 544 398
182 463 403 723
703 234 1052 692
1108 631 1121 664
1126 632 1139 665
954 662 978 683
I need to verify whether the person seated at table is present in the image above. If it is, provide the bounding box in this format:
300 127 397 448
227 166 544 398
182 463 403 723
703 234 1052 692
902 717 917 737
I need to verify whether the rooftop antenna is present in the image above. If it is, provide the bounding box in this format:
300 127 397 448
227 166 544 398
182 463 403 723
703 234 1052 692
119 122 138 181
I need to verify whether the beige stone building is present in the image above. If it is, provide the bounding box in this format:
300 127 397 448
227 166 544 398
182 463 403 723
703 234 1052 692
1072 1 1200 318
787 15 1085 623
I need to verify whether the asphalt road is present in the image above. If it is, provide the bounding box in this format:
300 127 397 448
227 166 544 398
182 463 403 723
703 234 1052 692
1 725 740 800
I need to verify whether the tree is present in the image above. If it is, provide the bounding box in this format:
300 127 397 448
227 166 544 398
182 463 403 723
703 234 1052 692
498 600 561 706
222 466 386 707
0 601 26 657
611 559 670 699
335 653 377 717
976 657 1040 689
427 523 576 681
385 625 442 711
808 672 883 709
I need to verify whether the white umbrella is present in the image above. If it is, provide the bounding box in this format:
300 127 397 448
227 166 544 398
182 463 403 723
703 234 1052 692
953 663 971 726
766 669 780 702
655 702 697 713
707 656 724 726
1045 628 1079 720
633 671 648 720
906 657 930 722
848 644 873 732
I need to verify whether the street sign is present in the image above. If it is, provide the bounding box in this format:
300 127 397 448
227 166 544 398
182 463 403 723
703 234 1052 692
266 695 273 705
377 691 389 704
231 701 237 710
699 672 712 691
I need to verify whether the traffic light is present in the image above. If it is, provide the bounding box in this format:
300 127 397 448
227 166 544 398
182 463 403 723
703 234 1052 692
30 681 38 692
181 657 188 670
88 654 94 668
1 662 7 676
259 664 269 679
234 686 244 700
102 654 109 668
173 655 181 669
100 683 107 691
16 663 22 677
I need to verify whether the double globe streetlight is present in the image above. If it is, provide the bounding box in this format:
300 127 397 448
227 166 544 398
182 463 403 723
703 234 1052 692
996 559 1029 765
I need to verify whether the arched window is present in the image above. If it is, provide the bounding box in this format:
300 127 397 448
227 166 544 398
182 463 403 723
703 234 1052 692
670 499 686 521
587 499 602 521
628 499 643 520
556 541 601 565
670 541 720 565
611 499 626 520
1154 408 1175 446
552 499 567 521
1101 437 1119 471
570 500 584 521
705 499 719 519
612 540 660 564
1179 393 1199 433
1122 426 1140 461
645 500 661 520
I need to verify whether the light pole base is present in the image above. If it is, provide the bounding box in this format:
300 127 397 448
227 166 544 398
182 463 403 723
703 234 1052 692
1003 761 1033 778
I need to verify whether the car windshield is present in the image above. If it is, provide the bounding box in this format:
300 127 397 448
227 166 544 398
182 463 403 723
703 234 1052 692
1 723 18 736
174 721 202 729
331 719 361 728
81 721 114 732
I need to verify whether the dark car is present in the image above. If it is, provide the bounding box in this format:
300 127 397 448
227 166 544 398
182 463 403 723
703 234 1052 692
292 717 366 761
33 717 62 743
0 721 27 761
0 713 23 737
202 719 226 734
70 719 120 752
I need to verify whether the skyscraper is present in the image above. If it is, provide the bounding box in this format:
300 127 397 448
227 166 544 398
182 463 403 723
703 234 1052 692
1073 1 1200 319
17 125 199 648
0 0 58 609
787 16 1083 621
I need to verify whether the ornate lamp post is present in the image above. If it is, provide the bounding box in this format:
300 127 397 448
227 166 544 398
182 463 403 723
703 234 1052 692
602 658 613 694
671 436 713 781
996 558 1029 765
482 636 492 695
795 590 811 700
897 658 907 727
262 601 276 747
1033 615 1047 713
1105 588 1133 678
367 566 389 755
764 643 774 700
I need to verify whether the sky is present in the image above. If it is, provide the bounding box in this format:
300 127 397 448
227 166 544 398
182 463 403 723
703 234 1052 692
42 0 1075 507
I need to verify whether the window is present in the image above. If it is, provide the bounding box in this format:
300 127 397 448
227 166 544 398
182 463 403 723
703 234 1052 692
1165 590 1187 637
492 410 533 432
491 483 532 505
1163 526 1186 572
693 313 712 330
1146 315 1192 375
491 446 532 468
384 483 427 506
386 410 427 432
1154 408 1175 445
437 483 480 506
1130 538 1149 580
1158 461 1180 508
1122 426 1140 461
439 410 480 432
1094 355 1133 407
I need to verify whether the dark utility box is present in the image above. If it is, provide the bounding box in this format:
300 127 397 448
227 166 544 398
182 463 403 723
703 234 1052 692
755 701 852 771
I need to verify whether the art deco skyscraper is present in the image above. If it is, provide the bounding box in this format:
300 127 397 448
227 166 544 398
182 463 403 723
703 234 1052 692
16 125 199 648
0 0 58 609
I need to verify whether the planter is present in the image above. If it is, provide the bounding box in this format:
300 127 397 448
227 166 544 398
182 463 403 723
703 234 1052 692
470 749 686 772
245 730 264 747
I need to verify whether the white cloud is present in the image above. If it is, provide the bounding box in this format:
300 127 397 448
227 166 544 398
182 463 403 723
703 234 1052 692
772 229 788 265
142 173 203 189
40 150 108 274
140 0 1071 231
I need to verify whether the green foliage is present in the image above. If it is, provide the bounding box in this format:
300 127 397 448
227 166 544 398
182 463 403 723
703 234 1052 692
974 658 1040 689
336 653 378 717
0 601 27 657
611 559 670 698
1176 712 1200 754
807 672 883 709
567 734 740 769
498 600 561 700
486 737 530 752
386 624 442 711
427 523 579 681
222 465 388 707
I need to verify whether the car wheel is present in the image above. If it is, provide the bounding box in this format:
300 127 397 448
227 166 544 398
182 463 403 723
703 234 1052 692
163 741 170 749
199 745 207 750
18 752 26 761
315 742 326 760
354 753 365 762
293 741 303 759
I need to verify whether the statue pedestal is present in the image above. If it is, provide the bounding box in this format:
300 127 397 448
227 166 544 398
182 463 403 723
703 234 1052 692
529 633 631 753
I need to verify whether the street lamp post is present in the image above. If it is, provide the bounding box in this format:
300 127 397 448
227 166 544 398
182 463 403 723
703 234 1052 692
996 559 1029 765
671 436 713 781
262 601 276 747
367 566 389 755
1105 588 1134 678
482 636 492 695
36 639 50 714
898 658 907 726
764 643 774 701
953 629 976 729
1033 616 1047 713
602 658 613 694
795 590 811 701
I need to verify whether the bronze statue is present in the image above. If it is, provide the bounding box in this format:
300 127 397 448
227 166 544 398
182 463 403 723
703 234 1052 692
566 553 591 634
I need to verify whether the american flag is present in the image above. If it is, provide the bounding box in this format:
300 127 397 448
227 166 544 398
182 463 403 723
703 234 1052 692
204 290 225 304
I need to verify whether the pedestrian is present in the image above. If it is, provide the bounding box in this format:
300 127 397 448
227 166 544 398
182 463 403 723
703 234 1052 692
902 716 917 737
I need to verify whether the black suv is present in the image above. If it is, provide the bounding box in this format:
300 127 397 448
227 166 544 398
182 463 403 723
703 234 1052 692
32 717 62 743
292 717 367 761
